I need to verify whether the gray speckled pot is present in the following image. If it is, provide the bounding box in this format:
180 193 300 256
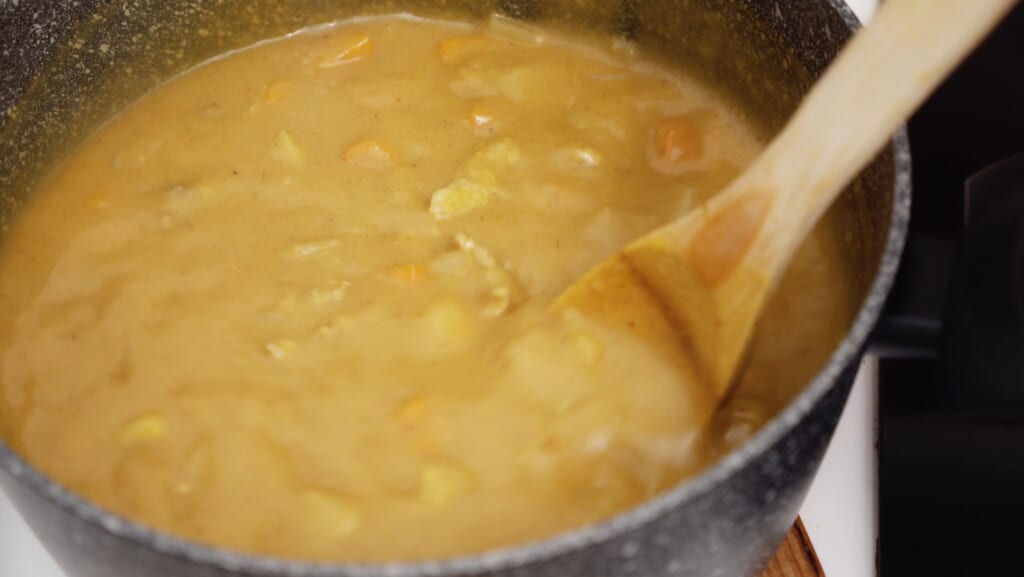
0 1 910 576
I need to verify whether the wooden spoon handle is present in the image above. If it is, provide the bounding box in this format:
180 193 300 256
620 0 1018 399
730 0 1017 272
563 0 1016 406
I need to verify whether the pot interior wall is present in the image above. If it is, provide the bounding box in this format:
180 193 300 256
0 0 893 430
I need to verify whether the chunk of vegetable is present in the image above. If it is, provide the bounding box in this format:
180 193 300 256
505 328 593 412
419 463 474 505
651 115 705 166
271 130 306 167
472 138 522 168
343 140 395 171
422 298 480 351
430 139 520 216
429 179 493 220
119 413 168 445
391 264 430 286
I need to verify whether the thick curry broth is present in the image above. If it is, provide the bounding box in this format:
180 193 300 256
0 15 851 562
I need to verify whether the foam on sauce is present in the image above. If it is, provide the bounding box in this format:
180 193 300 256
0 15 851 562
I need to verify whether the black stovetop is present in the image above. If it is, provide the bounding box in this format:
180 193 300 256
876 4 1024 577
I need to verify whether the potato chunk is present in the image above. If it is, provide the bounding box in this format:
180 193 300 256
271 130 305 167
119 413 168 446
429 178 493 220
422 298 480 350
472 138 522 168
428 138 521 217
419 463 474 505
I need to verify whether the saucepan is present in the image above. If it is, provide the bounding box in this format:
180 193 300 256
0 1 909 576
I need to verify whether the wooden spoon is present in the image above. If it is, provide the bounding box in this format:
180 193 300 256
553 0 1017 422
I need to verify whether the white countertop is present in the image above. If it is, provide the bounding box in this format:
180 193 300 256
0 2 879 575
800 356 878 577
0 489 64 576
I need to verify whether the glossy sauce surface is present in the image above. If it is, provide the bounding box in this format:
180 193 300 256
0 15 851 562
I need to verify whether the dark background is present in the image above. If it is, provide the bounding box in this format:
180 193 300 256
878 3 1024 576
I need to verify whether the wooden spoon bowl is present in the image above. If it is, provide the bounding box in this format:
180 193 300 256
554 0 1018 425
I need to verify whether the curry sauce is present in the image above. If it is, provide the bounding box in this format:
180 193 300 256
0 15 851 562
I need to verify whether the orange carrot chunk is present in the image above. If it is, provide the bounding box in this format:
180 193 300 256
653 116 705 164
391 264 430 285
343 140 395 170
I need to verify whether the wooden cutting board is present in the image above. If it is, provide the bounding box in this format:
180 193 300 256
760 518 826 577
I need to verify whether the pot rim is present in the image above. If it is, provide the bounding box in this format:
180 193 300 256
0 1 912 575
